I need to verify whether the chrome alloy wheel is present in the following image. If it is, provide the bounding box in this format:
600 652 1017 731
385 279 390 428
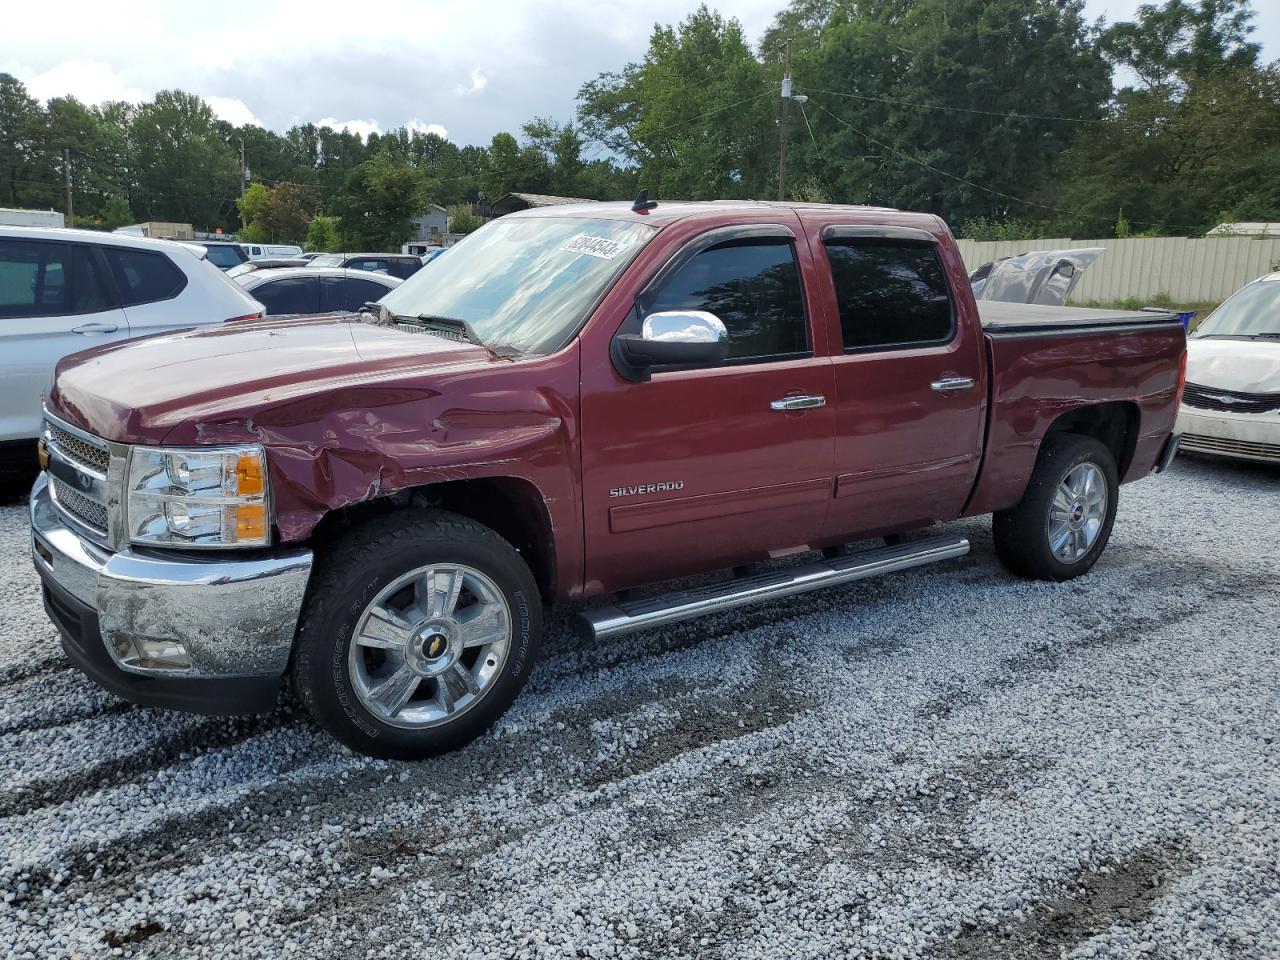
1047 461 1108 564
348 564 512 729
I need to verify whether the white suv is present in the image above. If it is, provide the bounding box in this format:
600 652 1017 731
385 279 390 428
0 227 264 478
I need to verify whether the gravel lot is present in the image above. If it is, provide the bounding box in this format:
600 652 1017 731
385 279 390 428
0 456 1277 959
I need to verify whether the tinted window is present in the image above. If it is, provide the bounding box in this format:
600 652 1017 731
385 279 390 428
0 240 110 318
351 259 389 273
825 240 952 350
646 238 808 362
321 276 390 312
203 244 247 269
387 259 421 280
106 248 187 306
252 276 320 315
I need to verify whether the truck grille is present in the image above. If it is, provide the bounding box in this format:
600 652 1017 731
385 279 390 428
43 415 114 543
1182 382 1280 415
51 476 110 535
45 420 111 474
1181 433 1280 463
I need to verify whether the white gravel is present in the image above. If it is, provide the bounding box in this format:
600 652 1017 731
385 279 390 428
0 454 1277 959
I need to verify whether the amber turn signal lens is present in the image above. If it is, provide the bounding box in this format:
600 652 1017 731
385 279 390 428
234 453 265 496
37 439 49 471
233 503 267 542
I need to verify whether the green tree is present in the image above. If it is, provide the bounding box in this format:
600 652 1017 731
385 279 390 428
446 203 483 234
131 90 239 229
98 195 135 229
305 214 341 252
1050 0 1279 235
238 180 312 243
1101 0 1260 90
0 73 48 208
577 6 775 199
785 0 1109 225
330 153 425 249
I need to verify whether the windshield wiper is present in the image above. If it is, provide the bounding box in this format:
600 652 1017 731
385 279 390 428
387 311 485 346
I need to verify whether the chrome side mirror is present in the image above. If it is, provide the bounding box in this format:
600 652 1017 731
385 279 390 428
613 310 730 381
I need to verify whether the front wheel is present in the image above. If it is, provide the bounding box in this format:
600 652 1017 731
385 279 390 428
992 433 1119 581
291 510 541 759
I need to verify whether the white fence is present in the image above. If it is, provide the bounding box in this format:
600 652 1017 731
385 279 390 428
954 236 1280 304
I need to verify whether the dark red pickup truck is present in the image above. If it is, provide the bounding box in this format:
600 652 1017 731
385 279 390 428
31 201 1186 758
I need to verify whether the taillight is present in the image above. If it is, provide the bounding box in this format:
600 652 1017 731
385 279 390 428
225 311 264 323
1175 349 1188 406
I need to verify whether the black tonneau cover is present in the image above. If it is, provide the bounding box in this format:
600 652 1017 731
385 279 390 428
979 301 1180 336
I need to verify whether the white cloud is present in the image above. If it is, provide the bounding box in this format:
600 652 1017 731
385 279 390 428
455 68 489 97
316 117 382 138
18 59 145 106
406 119 449 139
205 96 262 128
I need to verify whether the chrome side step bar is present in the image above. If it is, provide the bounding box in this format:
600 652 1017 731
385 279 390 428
581 534 970 640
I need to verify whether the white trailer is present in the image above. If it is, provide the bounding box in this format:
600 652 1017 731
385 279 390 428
0 208 65 228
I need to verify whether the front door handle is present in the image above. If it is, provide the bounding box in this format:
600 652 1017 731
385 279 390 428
71 322 119 335
931 376 975 393
770 394 826 411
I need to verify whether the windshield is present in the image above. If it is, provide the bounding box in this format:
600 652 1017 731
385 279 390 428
310 255 344 268
1193 280 1280 338
377 216 657 355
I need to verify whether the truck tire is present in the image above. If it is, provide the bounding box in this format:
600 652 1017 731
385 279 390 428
992 433 1119 582
291 510 541 760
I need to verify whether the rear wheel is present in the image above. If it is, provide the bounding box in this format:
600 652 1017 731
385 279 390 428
993 433 1119 581
291 510 540 759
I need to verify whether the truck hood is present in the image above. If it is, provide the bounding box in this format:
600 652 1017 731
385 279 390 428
50 314 495 442
1186 337 1280 393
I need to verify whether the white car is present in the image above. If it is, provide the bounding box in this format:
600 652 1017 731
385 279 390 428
1176 271 1280 465
0 227 264 475
234 266 401 316
241 242 304 260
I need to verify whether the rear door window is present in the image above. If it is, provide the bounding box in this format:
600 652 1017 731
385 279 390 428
824 240 953 350
252 276 320 315
106 248 187 306
387 259 420 280
0 240 111 317
644 237 809 364
321 276 391 312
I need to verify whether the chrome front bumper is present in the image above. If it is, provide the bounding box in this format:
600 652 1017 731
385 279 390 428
30 473 313 682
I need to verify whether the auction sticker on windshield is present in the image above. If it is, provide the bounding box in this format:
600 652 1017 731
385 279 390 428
562 235 628 260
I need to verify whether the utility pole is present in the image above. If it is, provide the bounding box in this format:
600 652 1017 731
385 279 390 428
239 138 247 203
63 149 74 222
778 42 791 201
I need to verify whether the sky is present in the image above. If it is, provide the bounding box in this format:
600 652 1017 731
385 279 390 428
2 0 1277 149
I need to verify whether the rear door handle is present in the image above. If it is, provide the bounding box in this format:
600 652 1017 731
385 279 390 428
71 322 119 335
770 394 826 411
931 377 975 393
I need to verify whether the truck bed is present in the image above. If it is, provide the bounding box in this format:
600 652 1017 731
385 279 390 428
978 301 1180 336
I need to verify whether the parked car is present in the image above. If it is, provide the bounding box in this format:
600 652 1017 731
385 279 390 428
242 243 304 260
298 252 326 262
307 252 424 280
194 240 250 272
234 266 400 316
225 258 311 278
0 227 262 480
1176 271 1280 464
31 201 1185 759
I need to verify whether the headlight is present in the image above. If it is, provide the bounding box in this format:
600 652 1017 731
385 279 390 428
126 445 270 548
